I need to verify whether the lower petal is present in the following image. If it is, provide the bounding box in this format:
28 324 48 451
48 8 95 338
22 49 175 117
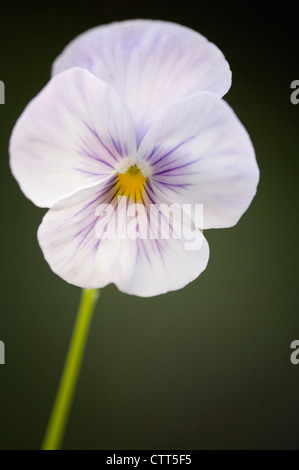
38 183 210 297
121 236 210 297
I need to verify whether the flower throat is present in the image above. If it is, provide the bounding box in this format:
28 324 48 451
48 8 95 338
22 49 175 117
116 165 146 201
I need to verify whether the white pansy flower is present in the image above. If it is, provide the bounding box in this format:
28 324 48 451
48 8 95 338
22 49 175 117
9 21 259 297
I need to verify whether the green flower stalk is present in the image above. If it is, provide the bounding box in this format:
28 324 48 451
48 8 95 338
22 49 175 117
42 289 100 450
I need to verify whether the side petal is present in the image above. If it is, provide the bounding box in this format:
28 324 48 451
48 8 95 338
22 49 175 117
52 19 231 144
9 68 137 208
38 183 210 297
138 92 260 229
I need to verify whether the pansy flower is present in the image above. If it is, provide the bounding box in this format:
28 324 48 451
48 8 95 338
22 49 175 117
9 20 259 297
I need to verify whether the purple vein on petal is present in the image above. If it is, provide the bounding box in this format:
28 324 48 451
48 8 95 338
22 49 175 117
150 136 196 167
76 169 110 177
153 158 199 176
74 194 102 218
155 239 166 265
79 131 116 168
76 147 115 169
111 136 124 157
144 180 158 205
137 238 152 266
162 181 192 188
83 120 119 162
77 219 98 248
144 180 175 238
144 144 161 162
73 176 117 218
93 239 101 253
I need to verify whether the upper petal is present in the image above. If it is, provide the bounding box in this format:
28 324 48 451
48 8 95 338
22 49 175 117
137 92 260 229
52 19 232 144
9 68 137 208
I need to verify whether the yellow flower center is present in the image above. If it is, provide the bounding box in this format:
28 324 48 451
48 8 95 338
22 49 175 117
116 165 146 201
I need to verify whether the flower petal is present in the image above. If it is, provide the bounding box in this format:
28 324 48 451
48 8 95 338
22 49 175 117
38 182 210 297
9 68 137 208
123 214 210 297
138 92 260 229
53 19 231 144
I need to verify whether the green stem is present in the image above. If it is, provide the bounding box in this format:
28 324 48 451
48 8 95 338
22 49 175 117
42 288 100 451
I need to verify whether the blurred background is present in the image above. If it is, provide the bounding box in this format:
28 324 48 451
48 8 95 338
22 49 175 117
0 0 298 450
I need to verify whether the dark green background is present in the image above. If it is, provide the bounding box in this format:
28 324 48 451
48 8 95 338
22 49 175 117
0 1 298 450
